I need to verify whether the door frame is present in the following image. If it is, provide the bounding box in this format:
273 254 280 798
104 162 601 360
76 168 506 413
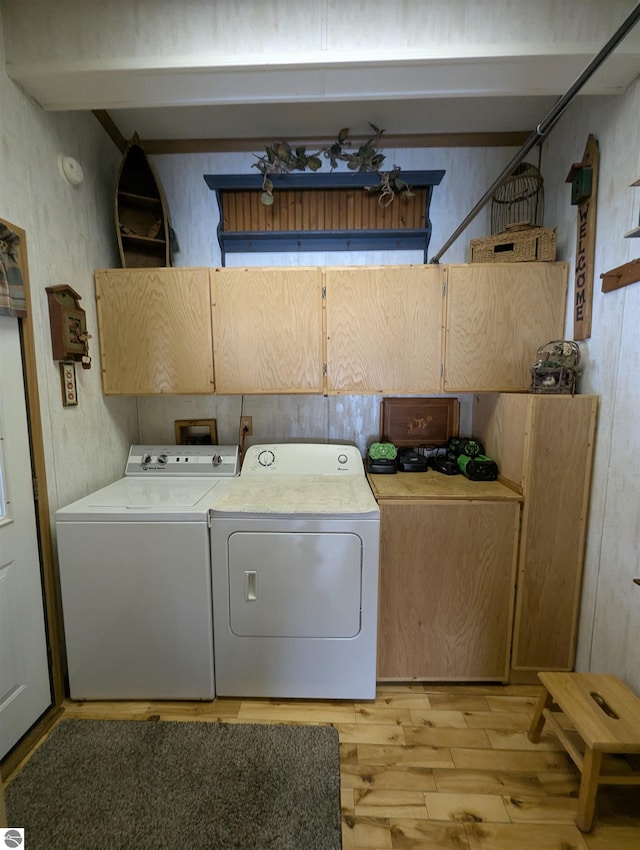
0 218 64 779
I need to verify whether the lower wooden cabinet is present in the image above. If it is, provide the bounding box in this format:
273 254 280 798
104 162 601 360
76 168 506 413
374 394 597 683
376 497 520 681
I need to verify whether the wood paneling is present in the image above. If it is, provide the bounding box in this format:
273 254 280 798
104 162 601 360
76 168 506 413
95 268 214 395
221 187 427 232
326 265 444 394
210 267 324 394
444 263 568 392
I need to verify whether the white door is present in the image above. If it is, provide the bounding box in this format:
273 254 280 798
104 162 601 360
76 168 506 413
0 314 51 759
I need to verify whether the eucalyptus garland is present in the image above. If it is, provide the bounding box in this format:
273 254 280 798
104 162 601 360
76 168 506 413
252 124 413 207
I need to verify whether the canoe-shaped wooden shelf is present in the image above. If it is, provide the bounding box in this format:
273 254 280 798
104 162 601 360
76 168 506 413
204 171 445 264
116 136 171 268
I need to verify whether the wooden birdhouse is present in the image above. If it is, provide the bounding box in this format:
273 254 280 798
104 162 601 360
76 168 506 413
45 284 88 362
566 161 593 206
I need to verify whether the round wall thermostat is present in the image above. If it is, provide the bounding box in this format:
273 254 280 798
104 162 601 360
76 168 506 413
58 155 84 186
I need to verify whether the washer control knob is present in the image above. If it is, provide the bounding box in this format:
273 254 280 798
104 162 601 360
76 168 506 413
338 453 348 465
142 453 152 465
211 454 222 465
157 453 168 465
257 450 275 467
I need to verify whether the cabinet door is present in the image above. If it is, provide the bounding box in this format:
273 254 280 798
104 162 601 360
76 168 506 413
95 268 214 395
444 263 567 391
512 395 598 670
474 393 598 673
325 265 444 394
377 500 519 680
211 267 323 394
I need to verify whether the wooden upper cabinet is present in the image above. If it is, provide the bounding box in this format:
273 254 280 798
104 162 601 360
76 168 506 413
211 267 324 394
95 268 214 395
444 263 568 392
325 265 444 394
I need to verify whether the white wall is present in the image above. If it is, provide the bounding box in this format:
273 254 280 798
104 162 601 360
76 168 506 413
0 8 138 523
4 0 638 119
154 145 513 268
542 79 640 691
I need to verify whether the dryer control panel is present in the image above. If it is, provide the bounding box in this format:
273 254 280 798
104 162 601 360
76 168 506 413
126 445 240 477
241 443 365 476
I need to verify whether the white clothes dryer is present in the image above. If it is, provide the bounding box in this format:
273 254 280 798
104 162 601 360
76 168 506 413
56 445 239 700
210 443 380 700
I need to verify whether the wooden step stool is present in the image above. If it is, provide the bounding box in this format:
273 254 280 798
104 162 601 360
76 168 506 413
528 672 640 832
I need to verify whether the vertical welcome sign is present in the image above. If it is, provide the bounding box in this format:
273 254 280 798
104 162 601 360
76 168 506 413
566 135 599 340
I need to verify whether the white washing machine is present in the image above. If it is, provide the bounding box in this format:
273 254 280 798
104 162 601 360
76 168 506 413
210 443 380 700
56 444 239 700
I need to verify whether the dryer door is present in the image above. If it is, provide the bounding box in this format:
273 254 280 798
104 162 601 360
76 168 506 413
228 531 362 638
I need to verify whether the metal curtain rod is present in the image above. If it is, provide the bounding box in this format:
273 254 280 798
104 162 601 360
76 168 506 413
429 1 640 263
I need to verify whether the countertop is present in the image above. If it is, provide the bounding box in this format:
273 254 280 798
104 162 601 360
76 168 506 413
367 471 522 502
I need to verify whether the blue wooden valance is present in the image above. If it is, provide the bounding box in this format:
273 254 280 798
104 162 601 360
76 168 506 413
204 171 445 265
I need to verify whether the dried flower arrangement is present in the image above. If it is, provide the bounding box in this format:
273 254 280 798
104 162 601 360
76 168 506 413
252 124 412 207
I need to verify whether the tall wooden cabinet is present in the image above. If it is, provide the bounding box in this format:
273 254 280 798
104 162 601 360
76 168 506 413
474 393 598 673
95 268 214 395
444 263 568 391
210 267 324 394
325 265 444 394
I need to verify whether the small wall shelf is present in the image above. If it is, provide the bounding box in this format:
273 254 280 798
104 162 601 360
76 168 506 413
601 258 640 292
203 170 445 264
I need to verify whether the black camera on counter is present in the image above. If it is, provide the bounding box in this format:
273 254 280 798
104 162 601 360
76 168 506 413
446 437 499 481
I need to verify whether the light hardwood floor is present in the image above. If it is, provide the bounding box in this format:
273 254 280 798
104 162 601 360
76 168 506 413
5 683 640 849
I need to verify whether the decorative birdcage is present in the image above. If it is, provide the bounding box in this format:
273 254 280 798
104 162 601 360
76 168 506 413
491 162 544 235
530 340 581 394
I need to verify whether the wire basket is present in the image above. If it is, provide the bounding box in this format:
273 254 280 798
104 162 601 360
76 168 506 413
491 162 544 235
530 340 580 394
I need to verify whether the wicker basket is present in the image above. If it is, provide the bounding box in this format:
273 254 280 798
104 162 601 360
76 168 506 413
471 224 556 263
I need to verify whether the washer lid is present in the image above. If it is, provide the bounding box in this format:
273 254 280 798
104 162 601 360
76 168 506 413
57 477 231 521
210 476 379 518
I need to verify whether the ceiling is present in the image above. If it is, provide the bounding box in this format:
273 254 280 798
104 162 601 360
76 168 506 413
3 0 640 152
